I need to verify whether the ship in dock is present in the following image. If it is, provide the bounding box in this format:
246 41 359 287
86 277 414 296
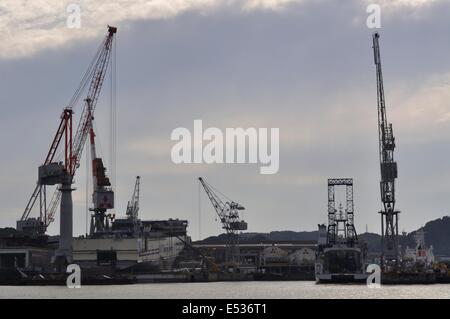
315 179 368 283
0 176 190 285
73 219 189 273
73 218 189 273
381 229 438 285
72 176 189 274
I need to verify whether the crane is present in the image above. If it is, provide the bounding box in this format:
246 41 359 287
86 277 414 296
126 176 141 221
18 26 117 238
198 177 247 268
372 32 400 267
125 176 141 234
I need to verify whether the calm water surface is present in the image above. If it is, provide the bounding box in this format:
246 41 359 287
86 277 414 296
0 281 449 299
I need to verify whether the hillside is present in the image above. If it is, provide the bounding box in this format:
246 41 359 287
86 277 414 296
197 216 450 256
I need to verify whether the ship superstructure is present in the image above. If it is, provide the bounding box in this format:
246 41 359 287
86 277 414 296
404 229 434 268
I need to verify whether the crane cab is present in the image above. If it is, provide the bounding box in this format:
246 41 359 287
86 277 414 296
230 220 248 231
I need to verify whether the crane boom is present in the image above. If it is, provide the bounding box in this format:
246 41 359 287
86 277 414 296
373 32 400 265
20 26 117 232
70 27 116 177
198 178 226 224
21 109 73 222
198 178 246 231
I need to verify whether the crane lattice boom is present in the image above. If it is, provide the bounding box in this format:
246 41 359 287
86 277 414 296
198 178 246 233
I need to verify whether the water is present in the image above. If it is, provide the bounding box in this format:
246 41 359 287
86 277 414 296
1 281 449 299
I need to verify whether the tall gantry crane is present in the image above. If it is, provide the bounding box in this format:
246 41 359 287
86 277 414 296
18 26 117 247
372 32 400 266
198 177 247 267
327 178 358 247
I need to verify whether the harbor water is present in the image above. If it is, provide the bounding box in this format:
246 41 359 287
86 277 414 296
1 281 450 299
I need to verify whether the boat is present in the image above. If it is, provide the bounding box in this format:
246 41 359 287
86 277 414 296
315 179 368 284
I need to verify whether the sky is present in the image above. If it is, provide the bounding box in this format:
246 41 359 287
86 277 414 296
1 0 450 240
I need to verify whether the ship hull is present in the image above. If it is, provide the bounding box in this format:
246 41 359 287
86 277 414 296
72 235 186 272
381 272 437 285
315 246 367 284
316 273 368 284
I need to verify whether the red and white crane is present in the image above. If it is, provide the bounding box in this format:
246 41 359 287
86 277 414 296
18 26 117 238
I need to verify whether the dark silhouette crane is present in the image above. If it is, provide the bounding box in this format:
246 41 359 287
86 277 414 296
126 176 141 221
372 32 400 267
125 176 141 234
18 26 117 237
198 177 247 268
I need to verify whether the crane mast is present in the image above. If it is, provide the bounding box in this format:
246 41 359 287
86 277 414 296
19 26 117 237
373 32 400 266
198 177 247 267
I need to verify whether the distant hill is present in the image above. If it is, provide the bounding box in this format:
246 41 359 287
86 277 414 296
197 216 450 256
406 216 450 256
0 227 18 238
197 230 319 245
2 216 450 255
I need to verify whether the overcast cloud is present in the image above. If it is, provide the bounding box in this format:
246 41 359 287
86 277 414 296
1 0 450 240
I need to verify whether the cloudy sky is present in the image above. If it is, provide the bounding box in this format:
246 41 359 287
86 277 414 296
1 0 450 240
